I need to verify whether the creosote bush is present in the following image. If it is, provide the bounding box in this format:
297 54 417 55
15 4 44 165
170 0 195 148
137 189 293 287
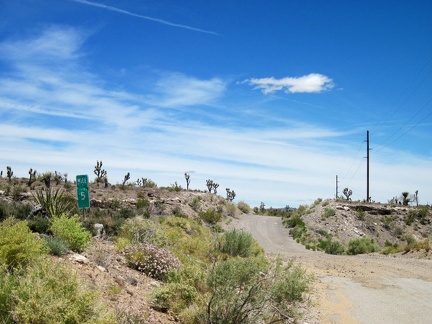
50 213 92 252
0 218 48 270
347 237 379 255
198 207 222 224
4 257 114 323
217 229 263 258
237 201 251 214
124 243 181 281
202 257 312 324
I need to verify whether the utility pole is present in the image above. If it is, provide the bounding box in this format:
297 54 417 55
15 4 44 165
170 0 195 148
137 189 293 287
366 130 370 202
335 175 339 199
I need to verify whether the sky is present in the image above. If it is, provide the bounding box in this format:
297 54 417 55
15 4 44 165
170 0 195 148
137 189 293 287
1 0 432 208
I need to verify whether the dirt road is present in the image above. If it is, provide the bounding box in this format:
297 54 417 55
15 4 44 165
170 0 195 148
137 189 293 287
227 214 432 324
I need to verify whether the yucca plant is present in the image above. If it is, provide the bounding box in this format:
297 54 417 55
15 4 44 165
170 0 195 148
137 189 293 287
32 188 74 218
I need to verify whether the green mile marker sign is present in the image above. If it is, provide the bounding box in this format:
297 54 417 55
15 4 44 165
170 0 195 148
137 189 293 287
76 174 90 209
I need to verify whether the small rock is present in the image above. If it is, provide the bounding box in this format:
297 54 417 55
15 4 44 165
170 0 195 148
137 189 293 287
70 253 89 264
97 265 107 272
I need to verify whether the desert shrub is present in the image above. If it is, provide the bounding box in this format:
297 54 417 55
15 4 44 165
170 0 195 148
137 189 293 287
201 257 311 324
27 216 51 234
9 257 114 323
313 198 322 206
50 213 92 252
32 188 74 218
0 265 15 322
151 282 198 314
316 228 332 239
45 236 69 256
118 218 166 246
158 217 215 265
347 237 379 255
406 206 431 225
318 239 345 255
189 196 202 212
322 208 336 218
199 207 222 224
136 197 150 209
284 216 306 228
381 241 404 255
118 207 135 219
217 229 262 258
124 243 181 281
0 201 32 221
0 218 48 270
224 202 238 217
237 201 251 214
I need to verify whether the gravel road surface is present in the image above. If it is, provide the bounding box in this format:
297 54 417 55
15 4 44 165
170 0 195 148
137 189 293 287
227 214 432 324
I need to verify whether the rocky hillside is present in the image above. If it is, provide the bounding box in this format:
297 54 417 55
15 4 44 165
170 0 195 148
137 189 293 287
291 198 432 258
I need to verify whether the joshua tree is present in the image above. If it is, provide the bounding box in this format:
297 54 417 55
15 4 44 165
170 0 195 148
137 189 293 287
226 188 236 202
41 172 52 188
94 160 107 186
28 168 37 187
122 172 130 185
206 179 214 193
184 172 191 191
6 166 13 181
343 188 352 201
53 171 63 185
206 179 219 194
401 192 410 206
212 183 219 194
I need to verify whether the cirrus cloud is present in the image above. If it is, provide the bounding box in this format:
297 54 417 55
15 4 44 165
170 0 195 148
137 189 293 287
244 73 334 94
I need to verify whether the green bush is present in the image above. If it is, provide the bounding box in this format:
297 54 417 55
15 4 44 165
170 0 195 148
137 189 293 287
347 237 379 255
0 265 15 322
237 201 251 214
189 197 202 212
45 236 69 256
8 257 114 323
50 214 92 252
118 218 166 246
217 229 262 257
198 208 222 224
124 243 181 281
322 208 336 218
202 257 311 324
381 241 404 255
318 239 345 255
0 218 48 270
151 282 198 314
284 216 305 228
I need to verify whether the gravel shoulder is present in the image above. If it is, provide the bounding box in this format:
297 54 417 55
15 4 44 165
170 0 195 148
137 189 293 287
227 214 432 324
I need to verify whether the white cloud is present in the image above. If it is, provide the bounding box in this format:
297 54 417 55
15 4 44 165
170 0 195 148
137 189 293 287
152 73 226 108
244 73 334 94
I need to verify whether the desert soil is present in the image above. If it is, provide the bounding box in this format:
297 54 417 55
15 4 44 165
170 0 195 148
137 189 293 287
227 214 432 324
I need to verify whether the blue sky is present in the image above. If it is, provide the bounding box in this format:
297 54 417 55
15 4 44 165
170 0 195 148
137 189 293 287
1 0 432 207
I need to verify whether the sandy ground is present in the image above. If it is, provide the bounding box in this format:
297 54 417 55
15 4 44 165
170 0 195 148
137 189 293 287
227 214 432 324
